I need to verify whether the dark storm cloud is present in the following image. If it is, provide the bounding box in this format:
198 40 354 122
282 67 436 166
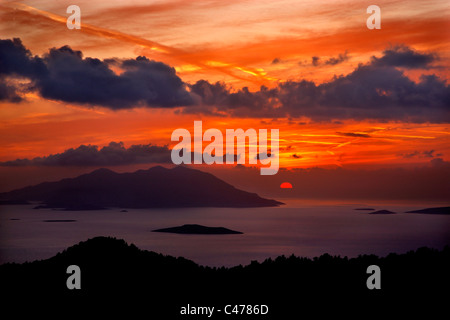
0 38 192 108
279 64 450 122
371 45 437 69
38 48 193 109
0 38 47 102
190 46 450 122
1 39 449 122
189 80 278 117
0 142 171 166
0 38 47 78
0 80 23 102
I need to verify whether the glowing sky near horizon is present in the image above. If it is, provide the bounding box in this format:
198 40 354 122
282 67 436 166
0 0 448 169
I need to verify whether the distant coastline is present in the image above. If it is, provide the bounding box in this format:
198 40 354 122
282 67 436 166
406 207 450 215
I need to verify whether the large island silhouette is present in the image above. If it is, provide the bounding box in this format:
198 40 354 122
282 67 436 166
0 166 283 209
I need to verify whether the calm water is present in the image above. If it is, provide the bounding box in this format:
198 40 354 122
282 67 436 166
1 201 449 267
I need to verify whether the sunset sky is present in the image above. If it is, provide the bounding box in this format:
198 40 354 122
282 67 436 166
0 0 449 196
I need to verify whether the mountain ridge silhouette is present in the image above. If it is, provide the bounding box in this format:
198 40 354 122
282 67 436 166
0 165 283 209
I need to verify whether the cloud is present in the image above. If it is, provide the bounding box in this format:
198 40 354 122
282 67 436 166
291 154 302 159
279 64 449 122
311 56 320 66
189 80 279 117
0 38 193 109
175 150 241 163
0 142 172 166
400 151 420 158
189 45 450 122
1 39 449 122
430 157 446 167
422 150 434 158
336 132 371 138
0 38 47 78
399 150 443 159
371 45 437 69
256 152 272 161
0 38 47 101
271 57 281 64
0 80 23 103
324 51 349 65
311 52 349 66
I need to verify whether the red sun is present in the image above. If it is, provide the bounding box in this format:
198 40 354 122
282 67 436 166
280 182 293 189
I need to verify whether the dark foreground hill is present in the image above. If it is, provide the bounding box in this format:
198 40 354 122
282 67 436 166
0 237 448 318
0 166 282 209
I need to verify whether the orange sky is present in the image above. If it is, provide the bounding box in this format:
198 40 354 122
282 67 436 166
0 0 449 170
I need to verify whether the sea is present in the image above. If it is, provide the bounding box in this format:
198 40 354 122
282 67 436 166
1 200 449 267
